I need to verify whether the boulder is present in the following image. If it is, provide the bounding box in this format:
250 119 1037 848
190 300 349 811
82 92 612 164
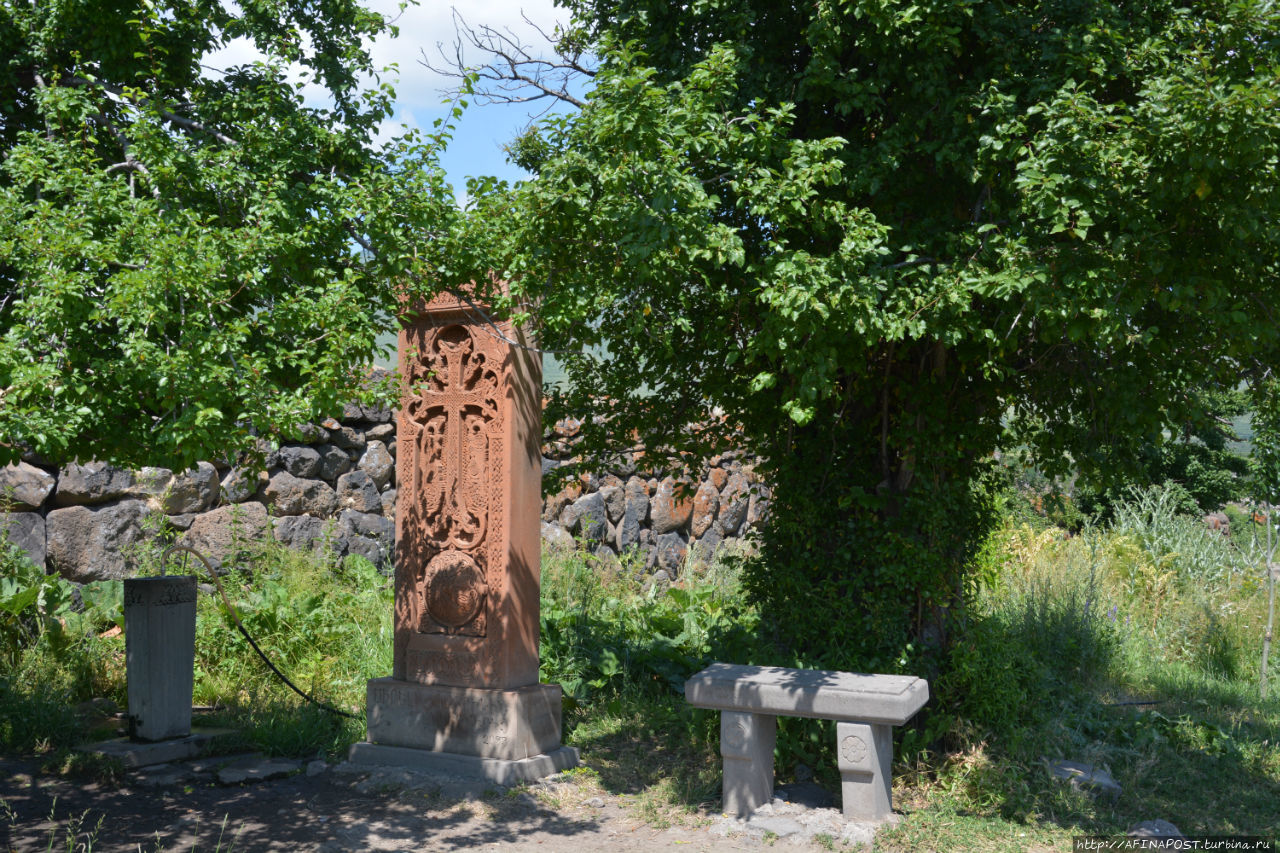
358 440 395 490
541 521 574 552
615 477 650 552
380 488 397 519
321 419 367 453
277 445 322 479
690 481 719 538
338 508 394 548
655 531 688 575
263 471 338 518
130 467 174 502
599 485 625 524
336 470 382 514
345 536 386 568
179 503 269 570
166 513 196 531
0 462 56 511
220 467 259 504
54 462 135 507
715 472 750 537
341 399 393 424
163 463 220 515
339 509 394 568
365 423 395 443
693 526 723 562
747 483 771 527
708 467 729 491
293 423 330 445
274 515 338 554
46 500 155 582
650 477 694 534
591 543 621 572
542 480 582 524
316 444 353 483
563 491 608 543
1 512 46 569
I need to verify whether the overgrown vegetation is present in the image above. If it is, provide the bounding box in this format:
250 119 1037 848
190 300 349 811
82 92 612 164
3 485 1279 841
0 525 389 762
473 0 1280 687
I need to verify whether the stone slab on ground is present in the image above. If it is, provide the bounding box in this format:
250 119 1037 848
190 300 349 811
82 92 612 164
131 762 197 788
1049 759 1122 800
80 727 234 768
1129 819 1183 839
711 797 895 848
216 756 301 785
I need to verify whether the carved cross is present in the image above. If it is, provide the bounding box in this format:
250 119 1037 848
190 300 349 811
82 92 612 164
403 325 499 552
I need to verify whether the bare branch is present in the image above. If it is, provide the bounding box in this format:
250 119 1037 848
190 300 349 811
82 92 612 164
97 114 161 200
420 9 593 112
157 108 237 146
70 76 239 146
31 73 54 140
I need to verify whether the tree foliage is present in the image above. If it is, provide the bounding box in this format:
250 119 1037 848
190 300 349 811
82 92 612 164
0 0 460 468
475 0 1280 669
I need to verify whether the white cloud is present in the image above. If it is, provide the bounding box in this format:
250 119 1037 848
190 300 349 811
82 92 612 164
374 108 422 148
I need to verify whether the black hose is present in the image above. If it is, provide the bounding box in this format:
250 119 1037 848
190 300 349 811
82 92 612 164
161 544 360 720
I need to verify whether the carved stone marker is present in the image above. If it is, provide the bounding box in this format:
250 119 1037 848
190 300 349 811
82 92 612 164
125 575 197 742
350 291 577 782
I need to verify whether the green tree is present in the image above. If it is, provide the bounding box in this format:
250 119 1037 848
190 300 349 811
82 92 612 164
0 0 460 469
471 0 1280 670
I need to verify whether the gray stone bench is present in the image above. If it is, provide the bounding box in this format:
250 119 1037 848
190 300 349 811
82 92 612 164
685 663 929 821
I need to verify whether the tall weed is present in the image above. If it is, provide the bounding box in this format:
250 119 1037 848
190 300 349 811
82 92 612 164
1110 483 1252 585
539 545 760 703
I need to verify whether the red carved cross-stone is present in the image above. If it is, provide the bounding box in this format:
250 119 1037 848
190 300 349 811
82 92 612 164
391 293 541 688
359 288 575 780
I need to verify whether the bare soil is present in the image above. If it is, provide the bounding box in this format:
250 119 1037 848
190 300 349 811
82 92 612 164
0 754 851 852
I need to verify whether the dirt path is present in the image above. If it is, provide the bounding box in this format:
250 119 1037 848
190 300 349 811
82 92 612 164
0 755 869 852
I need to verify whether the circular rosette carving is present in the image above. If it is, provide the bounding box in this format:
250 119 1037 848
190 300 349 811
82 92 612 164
421 550 488 633
841 734 868 765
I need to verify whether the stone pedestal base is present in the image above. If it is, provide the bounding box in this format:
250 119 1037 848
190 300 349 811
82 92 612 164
358 677 576 783
348 742 579 785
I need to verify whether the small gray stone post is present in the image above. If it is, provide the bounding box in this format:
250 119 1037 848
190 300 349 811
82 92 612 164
124 576 197 742
836 722 894 821
720 710 777 816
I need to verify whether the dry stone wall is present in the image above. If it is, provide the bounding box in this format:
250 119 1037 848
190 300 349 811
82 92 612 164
1 405 768 585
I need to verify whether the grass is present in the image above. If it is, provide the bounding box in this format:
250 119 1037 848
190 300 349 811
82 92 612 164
3 484 1280 849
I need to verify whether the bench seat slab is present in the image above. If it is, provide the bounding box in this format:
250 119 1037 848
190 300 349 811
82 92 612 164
686 664 928 726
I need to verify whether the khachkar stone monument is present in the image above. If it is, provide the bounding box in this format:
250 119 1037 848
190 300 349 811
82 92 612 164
349 290 578 782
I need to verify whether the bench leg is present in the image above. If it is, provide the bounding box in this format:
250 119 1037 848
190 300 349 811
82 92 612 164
836 721 893 821
719 711 776 817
